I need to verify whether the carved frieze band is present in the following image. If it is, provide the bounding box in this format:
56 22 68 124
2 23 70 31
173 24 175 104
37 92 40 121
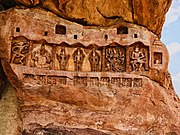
10 37 149 73
23 74 143 88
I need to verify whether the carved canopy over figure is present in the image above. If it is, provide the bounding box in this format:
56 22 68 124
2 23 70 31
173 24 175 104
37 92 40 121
32 44 52 69
10 39 29 65
130 46 146 71
73 48 85 71
57 47 70 71
89 48 100 72
105 47 125 72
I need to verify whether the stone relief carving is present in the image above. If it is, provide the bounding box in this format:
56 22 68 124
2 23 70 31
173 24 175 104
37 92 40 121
36 75 46 85
10 38 30 65
105 47 125 72
89 49 101 72
23 74 35 83
57 76 67 85
23 74 143 87
130 45 148 71
10 38 151 74
111 77 122 87
100 77 110 86
74 76 87 86
154 52 162 65
56 47 70 70
122 78 132 87
133 78 142 87
47 76 57 85
73 48 85 71
89 77 99 86
32 44 52 69
23 74 67 85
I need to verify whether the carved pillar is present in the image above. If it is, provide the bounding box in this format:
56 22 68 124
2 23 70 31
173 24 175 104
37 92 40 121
52 45 56 70
126 47 130 73
26 41 32 67
102 47 105 72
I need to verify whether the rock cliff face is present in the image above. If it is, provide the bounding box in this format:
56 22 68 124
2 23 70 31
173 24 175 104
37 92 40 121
0 0 172 36
0 1 179 135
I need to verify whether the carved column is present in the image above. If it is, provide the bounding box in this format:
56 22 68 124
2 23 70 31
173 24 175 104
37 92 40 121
52 45 56 70
101 47 106 72
26 41 33 67
126 47 130 73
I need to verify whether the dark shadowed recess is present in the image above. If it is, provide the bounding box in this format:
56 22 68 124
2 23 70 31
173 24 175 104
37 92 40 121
0 59 7 99
0 0 17 11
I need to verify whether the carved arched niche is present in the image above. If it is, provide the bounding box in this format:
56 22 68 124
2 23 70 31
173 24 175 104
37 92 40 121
128 42 149 72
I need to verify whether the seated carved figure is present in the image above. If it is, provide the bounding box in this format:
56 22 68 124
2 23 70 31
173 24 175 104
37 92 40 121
57 47 70 71
32 44 52 69
130 46 146 71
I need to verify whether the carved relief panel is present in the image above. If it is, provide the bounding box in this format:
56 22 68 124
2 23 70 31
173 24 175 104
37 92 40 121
111 77 122 87
100 77 110 86
89 77 99 86
122 78 132 87
73 48 85 71
74 76 87 86
56 47 70 71
88 48 101 72
23 74 67 86
133 78 142 87
31 44 53 69
129 43 149 72
104 46 125 72
10 37 30 65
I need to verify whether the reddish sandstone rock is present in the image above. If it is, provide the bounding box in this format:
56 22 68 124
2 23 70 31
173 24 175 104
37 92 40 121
0 0 172 36
0 7 179 134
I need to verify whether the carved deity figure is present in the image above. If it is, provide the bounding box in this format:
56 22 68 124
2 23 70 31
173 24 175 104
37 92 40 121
130 46 145 71
89 49 100 72
105 48 125 72
10 39 29 65
73 48 85 71
57 47 70 70
32 44 52 69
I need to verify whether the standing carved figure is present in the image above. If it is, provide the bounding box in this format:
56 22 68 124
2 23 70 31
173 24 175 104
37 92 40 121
10 39 29 65
130 46 145 71
32 44 52 69
73 48 85 71
89 48 100 72
57 47 70 70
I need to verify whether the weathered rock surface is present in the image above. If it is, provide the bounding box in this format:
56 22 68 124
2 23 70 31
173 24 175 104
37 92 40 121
0 83 21 135
0 6 179 134
11 74 178 134
0 0 172 36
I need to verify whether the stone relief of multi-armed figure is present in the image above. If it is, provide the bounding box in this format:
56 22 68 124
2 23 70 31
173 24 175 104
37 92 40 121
105 47 125 72
10 39 30 65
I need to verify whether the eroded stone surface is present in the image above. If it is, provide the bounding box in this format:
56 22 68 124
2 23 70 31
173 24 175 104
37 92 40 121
0 5 179 135
0 0 172 36
0 83 21 135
